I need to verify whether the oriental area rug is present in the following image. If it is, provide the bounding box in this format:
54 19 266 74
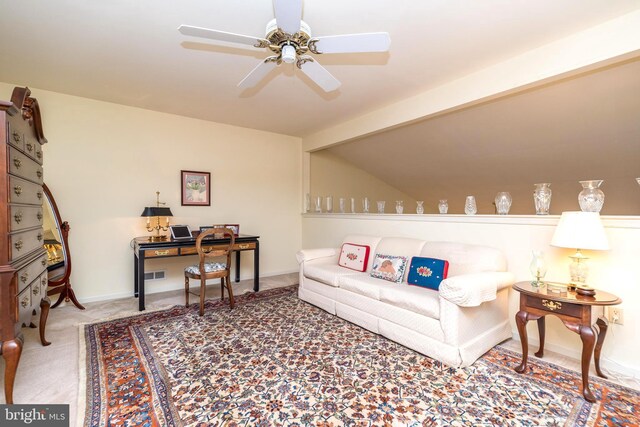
81 286 639 426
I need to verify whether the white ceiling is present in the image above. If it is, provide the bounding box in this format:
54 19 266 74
0 0 638 137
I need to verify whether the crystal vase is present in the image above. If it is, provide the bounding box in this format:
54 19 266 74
339 198 346 213
438 199 448 214
362 197 370 213
314 196 322 213
495 192 512 215
578 180 605 213
395 200 404 214
416 201 424 214
533 183 552 215
325 196 333 213
529 250 547 287
464 196 477 215
377 201 386 214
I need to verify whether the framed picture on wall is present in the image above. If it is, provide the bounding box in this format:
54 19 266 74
181 170 211 206
224 224 240 236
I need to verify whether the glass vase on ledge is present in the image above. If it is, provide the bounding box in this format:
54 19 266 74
533 183 552 215
416 201 424 214
578 180 604 213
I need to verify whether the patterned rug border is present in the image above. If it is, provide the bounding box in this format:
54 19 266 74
80 285 639 426
79 286 297 427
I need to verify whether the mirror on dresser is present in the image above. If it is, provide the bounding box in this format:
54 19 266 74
42 183 84 310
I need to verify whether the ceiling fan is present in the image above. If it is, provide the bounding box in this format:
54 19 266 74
178 0 390 92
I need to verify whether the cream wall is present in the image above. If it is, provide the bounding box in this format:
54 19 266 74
310 151 416 213
302 214 640 376
1 82 302 302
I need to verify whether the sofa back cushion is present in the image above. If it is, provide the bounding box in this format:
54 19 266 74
374 237 427 281
341 235 382 271
419 242 506 277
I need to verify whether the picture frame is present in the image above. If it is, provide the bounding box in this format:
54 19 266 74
224 224 240 236
181 170 211 206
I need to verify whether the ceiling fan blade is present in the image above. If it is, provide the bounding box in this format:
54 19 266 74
238 56 279 89
310 32 391 54
273 0 302 34
298 57 341 92
178 25 269 48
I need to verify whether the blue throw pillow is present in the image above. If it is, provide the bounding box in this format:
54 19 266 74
407 257 449 290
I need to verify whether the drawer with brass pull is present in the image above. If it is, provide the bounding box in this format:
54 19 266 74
525 295 582 318
8 175 43 205
17 286 32 326
235 242 256 250
9 205 43 231
146 248 179 258
15 253 48 294
23 136 42 162
40 272 49 298
8 123 24 151
10 229 46 262
8 147 43 184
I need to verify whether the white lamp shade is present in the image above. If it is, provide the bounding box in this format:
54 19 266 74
550 211 609 250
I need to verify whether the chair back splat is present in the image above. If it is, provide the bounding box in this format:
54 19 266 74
184 227 236 316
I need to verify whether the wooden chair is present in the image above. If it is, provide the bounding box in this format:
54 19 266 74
184 227 236 316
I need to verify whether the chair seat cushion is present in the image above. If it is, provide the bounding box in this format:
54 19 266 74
185 262 226 275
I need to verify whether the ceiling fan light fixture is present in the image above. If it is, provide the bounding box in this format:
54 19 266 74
281 44 296 63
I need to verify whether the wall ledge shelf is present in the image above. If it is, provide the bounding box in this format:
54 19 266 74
302 213 640 229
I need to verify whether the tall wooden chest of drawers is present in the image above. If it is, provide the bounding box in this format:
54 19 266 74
0 87 50 403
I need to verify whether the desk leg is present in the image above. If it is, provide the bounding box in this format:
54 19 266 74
535 317 545 358
515 310 530 373
235 251 241 283
138 251 146 311
254 240 260 292
594 317 608 379
134 252 139 298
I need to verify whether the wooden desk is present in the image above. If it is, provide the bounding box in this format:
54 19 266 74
512 281 621 402
133 234 260 311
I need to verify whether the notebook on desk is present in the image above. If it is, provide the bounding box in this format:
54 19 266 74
170 225 192 240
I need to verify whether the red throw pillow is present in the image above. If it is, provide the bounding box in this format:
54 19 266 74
338 243 370 272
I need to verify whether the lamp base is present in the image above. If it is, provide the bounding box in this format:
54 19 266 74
149 235 168 242
576 286 596 297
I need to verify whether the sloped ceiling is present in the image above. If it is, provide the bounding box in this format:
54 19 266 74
324 59 640 215
0 1 638 136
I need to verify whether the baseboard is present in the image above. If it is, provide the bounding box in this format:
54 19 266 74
509 333 640 381
77 270 299 304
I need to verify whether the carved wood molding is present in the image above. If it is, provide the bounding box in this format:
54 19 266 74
10 87 47 144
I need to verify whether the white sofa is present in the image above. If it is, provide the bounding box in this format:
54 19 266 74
296 235 515 367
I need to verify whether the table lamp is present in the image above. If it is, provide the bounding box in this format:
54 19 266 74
141 191 173 241
550 211 609 296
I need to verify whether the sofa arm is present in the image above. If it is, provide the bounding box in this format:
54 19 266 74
296 248 338 264
439 272 515 307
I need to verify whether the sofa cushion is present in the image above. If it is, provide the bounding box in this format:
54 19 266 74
419 242 506 276
339 274 403 300
379 285 440 319
407 257 449 290
370 254 407 283
304 264 361 287
338 243 370 272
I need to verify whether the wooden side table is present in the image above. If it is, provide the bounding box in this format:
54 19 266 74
512 281 621 402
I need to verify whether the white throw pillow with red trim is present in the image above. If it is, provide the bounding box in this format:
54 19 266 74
338 243 370 272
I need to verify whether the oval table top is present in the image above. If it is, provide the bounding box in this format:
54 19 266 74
512 281 621 306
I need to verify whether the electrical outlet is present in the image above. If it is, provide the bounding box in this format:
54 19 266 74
607 307 624 325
